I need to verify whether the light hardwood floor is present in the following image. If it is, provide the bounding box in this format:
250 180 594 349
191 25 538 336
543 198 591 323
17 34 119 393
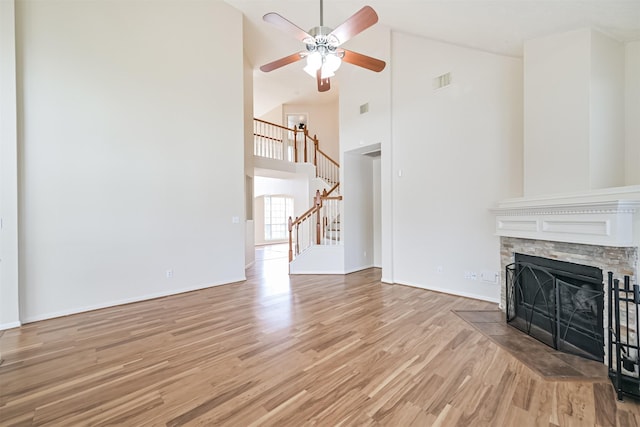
1 245 639 426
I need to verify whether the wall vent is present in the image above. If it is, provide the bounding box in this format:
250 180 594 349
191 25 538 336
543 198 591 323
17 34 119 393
359 103 369 114
434 72 451 89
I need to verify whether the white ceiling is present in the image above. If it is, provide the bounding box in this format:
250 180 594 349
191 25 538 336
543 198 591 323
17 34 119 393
225 0 640 116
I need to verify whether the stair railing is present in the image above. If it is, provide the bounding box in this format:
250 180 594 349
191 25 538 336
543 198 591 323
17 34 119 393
253 118 343 262
253 119 340 184
253 118 295 161
288 188 342 262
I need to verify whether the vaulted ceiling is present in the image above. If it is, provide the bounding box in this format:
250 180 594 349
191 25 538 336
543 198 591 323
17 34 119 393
225 0 640 116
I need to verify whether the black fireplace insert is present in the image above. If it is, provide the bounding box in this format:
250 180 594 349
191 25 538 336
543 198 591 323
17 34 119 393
505 253 604 362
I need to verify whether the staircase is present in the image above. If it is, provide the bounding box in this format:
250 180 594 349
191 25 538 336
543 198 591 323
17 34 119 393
253 119 343 271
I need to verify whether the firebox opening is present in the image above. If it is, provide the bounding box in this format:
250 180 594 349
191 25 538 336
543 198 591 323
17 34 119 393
506 253 605 362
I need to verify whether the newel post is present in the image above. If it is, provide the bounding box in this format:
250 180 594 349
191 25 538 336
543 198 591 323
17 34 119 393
313 136 318 169
293 128 298 163
303 129 309 163
315 190 322 245
288 216 293 262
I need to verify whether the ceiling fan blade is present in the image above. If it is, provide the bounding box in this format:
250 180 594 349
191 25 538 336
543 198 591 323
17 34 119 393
341 49 386 72
329 6 378 45
317 69 330 92
263 12 313 42
260 52 305 72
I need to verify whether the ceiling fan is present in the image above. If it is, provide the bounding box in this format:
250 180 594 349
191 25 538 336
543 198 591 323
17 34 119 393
259 0 386 93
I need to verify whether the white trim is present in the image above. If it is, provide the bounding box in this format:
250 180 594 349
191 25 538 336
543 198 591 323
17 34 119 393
21 277 247 324
492 197 640 247
0 321 21 331
289 270 346 275
344 264 375 274
393 280 500 304
496 185 640 207
245 261 255 269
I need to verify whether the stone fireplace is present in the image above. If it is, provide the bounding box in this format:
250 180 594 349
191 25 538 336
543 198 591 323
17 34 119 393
493 187 640 365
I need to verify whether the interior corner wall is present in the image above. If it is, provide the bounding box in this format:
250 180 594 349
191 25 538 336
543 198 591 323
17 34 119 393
626 41 640 185
523 29 591 196
243 49 255 268
0 0 21 329
283 101 339 161
590 30 624 190
258 104 283 126
391 31 523 302
373 157 382 268
16 0 246 322
339 24 392 281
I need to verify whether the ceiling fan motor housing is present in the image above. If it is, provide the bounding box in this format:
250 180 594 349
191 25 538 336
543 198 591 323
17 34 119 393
305 26 340 56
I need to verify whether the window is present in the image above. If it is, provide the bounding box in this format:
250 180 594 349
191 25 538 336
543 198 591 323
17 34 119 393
264 196 294 241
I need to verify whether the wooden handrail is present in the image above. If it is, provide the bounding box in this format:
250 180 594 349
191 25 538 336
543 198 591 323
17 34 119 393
316 147 340 167
254 117 292 132
325 182 340 196
253 118 340 168
290 190 322 228
287 189 343 261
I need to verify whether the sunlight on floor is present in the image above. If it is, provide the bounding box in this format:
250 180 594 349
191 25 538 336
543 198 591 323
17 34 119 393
255 244 291 297
253 244 293 331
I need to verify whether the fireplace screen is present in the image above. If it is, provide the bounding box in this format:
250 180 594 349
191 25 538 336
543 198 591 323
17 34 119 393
506 253 604 362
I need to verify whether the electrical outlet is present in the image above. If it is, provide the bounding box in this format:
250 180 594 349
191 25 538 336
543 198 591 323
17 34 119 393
166 269 173 279
480 270 499 284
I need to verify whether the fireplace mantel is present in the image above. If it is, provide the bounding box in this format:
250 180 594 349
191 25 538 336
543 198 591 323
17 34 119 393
491 186 640 247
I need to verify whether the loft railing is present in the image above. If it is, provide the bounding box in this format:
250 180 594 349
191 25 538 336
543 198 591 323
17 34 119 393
253 118 339 184
288 188 342 262
253 118 293 161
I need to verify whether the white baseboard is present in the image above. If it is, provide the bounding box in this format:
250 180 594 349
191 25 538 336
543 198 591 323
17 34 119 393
0 321 21 331
245 261 255 269
21 276 247 324
289 270 345 275
393 280 500 304
344 264 375 274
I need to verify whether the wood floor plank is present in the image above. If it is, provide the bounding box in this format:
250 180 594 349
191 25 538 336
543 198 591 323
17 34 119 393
1 247 639 425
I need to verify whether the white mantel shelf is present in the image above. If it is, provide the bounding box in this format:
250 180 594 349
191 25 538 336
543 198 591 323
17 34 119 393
491 186 640 247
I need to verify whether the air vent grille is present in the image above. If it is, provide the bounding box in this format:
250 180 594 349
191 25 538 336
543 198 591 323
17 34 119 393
434 72 451 89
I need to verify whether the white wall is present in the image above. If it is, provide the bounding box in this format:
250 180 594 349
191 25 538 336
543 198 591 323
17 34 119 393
524 28 627 196
524 29 591 196
15 0 246 322
0 0 20 329
391 32 523 302
243 49 255 269
590 31 624 190
259 104 283 126
283 101 339 161
343 149 374 272
373 156 382 268
339 24 393 281
626 41 640 185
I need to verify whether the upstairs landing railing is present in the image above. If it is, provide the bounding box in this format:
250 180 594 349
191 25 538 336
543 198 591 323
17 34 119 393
253 119 339 185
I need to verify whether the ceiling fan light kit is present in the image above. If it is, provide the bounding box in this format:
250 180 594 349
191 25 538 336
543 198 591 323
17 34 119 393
260 0 386 92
